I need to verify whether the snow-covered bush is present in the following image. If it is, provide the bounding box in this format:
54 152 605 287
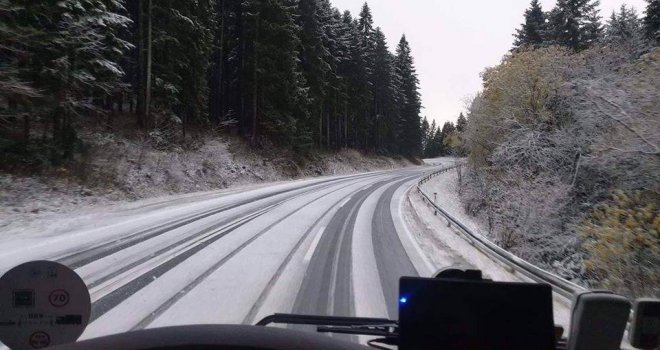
462 45 660 294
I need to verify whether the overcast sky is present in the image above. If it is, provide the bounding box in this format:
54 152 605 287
330 0 648 125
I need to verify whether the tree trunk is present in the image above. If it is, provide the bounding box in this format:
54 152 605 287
237 4 245 135
144 0 153 127
344 100 348 149
136 0 145 128
326 106 330 149
182 112 187 140
251 14 259 144
23 114 30 142
217 0 225 122
319 103 323 148
364 109 368 150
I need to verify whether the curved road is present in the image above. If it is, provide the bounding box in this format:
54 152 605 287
0 167 439 341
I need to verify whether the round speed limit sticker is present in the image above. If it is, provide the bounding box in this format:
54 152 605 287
49 289 70 307
0 261 91 350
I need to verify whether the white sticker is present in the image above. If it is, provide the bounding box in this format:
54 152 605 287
0 261 90 350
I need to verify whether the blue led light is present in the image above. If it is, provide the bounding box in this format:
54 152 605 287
399 297 408 304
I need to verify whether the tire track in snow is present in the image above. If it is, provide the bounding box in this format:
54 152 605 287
371 178 420 319
57 174 378 269
240 180 391 325
82 175 372 291
292 180 388 317
128 176 383 330
87 174 386 322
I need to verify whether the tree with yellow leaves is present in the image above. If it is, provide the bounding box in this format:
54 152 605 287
581 190 659 298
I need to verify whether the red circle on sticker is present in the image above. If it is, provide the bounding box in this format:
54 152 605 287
48 289 69 307
29 331 50 349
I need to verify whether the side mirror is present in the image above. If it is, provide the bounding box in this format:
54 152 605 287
567 290 631 350
629 298 660 350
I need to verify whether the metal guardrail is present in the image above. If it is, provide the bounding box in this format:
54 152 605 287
416 165 586 300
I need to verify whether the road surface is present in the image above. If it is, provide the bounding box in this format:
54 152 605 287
0 166 443 341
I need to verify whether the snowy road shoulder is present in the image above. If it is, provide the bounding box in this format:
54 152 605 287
406 169 572 330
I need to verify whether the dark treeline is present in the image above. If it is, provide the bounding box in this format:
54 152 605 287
0 0 424 168
420 113 467 158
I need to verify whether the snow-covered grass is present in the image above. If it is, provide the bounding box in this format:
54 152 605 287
420 167 485 237
0 132 413 230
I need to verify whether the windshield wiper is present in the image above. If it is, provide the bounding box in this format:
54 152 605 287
256 313 397 336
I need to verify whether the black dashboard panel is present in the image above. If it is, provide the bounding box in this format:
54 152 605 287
399 277 555 350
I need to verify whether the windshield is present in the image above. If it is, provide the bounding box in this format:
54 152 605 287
0 0 658 348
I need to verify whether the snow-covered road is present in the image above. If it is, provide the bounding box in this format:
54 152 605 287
0 166 449 342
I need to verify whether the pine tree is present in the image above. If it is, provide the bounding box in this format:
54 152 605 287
513 0 546 50
10 0 131 159
372 28 399 152
208 0 227 124
456 113 468 133
357 3 376 150
426 123 444 157
606 6 640 39
395 35 422 156
329 8 353 149
440 121 457 155
318 0 346 149
545 0 603 51
604 5 646 51
298 0 332 147
358 3 376 75
421 116 430 153
0 1 40 102
244 0 310 147
644 0 660 43
339 11 366 149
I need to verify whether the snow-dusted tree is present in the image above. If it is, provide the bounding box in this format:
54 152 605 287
395 35 422 156
423 121 439 157
0 0 41 128
243 0 310 148
606 5 642 41
603 5 648 57
175 1 216 132
327 7 352 148
357 3 376 81
357 3 376 150
318 0 347 149
5 0 132 160
372 27 400 151
643 0 660 43
545 0 603 51
298 0 331 147
513 0 546 50
421 116 430 153
456 113 468 133
208 0 227 124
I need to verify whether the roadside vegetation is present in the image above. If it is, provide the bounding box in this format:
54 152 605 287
461 0 659 298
